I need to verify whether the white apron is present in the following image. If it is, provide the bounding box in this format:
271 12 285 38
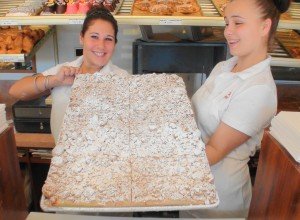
181 74 252 218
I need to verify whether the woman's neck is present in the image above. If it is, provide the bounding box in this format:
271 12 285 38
80 63 103 74
232 50 268 73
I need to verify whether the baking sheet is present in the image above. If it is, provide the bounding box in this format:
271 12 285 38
41 195 219 213
41 74 219 213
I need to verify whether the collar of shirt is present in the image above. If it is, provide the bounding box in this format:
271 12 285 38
221 55 271 80
94 61 113 77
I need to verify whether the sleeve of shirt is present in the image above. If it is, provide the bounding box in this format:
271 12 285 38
222 85 277 136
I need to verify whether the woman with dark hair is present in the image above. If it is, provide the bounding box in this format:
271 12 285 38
181 0 291 218
9 6 128 142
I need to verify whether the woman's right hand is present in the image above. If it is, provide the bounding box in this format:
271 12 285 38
53 66 82 86
9 66 82 101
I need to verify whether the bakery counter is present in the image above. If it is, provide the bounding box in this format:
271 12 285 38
14 132 54 211
249 132 300 219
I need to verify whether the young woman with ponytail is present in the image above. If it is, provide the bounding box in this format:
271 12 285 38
182 0 291 218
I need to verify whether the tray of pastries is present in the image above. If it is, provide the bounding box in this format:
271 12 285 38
41 73 219 212
40 0 124 15
276 30 300 59
131 0 203 16
0 26 53 62
5 0 44 16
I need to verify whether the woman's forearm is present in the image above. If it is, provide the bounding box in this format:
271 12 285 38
9 74 59 101
205 144 225 166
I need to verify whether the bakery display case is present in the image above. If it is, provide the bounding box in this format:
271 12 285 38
0 0 299 70
0 0 298 26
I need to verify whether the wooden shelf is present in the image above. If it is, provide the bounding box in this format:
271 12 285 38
29 157 51 164
15 132 55 149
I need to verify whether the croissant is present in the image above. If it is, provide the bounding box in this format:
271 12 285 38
22 26 32 35
0 45 7 54
22 35 34 53
4 35 13 46
7 47 22 54
13 33 23 49
29 30 40 43
37 29 45 39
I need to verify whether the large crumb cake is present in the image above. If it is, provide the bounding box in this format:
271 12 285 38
42 72 218 208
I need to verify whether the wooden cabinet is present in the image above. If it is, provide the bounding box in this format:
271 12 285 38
0 126 27 220
249 132 300 219
15 132 54 212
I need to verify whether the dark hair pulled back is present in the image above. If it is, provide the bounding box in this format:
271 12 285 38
81 6 118 43
273 0 290 13
255 0 291 48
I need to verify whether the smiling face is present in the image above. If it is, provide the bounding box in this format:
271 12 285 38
80 19 116 72
224 0 270 60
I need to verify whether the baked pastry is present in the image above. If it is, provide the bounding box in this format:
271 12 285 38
78 1 91 14
42 73 218 209
22 35 34 53
65 0 78 14
149 4 174 15
134 0 151 11
56 0 67 14
43 0 56 13
176 3 199 14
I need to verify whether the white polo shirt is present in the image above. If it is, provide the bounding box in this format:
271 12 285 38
192 55 277 160
187 56 277 217
42 56 129 142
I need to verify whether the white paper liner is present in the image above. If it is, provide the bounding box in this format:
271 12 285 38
41 195 219 213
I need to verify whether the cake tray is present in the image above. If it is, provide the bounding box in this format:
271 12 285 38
41 195 219 213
